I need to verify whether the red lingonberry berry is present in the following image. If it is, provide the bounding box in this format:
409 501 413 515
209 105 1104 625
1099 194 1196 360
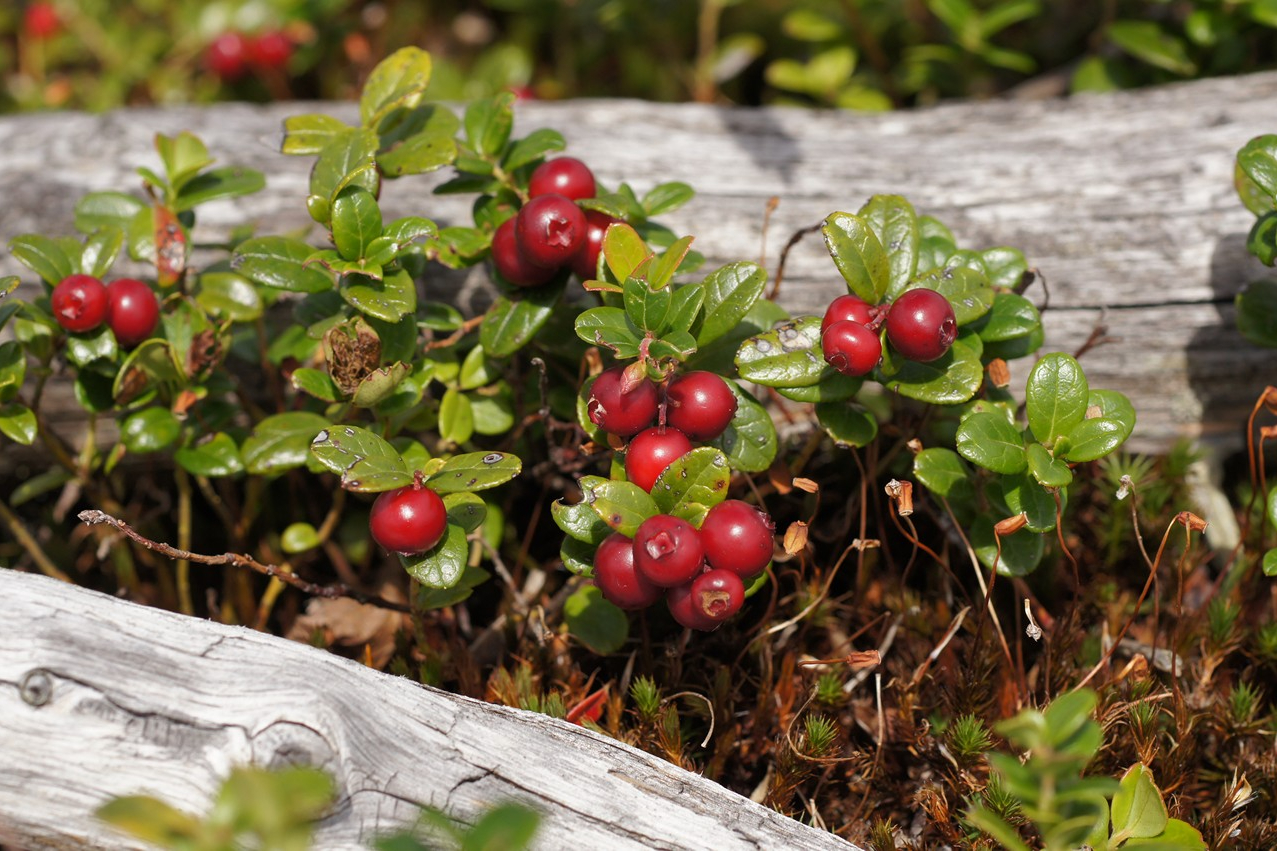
50 274 108 334
700 499 773 578
666 581 719 631
569 210 620 280
587 366 658 437
821 320 882 377
369 485 447 555
491 217 555 287
528 156 596 202
689 568 745 623
820 293 875 333
633 515 705 587
665 371 738 441
593 532 663 610
248 30 293 69
625 427 693 492
884 288 957 362
205 32 250 81
105 278 160 348
514 194 587 269
23 2 60 40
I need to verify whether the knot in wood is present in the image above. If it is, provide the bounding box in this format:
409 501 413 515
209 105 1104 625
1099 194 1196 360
20 669 53 707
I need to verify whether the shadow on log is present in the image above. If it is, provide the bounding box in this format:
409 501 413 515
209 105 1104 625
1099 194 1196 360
0 570 861 850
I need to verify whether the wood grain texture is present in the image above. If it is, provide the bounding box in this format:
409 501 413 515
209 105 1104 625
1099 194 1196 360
3 74 1277 456
0 569 861 851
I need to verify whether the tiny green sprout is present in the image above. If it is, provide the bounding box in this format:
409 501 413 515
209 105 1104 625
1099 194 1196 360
801 714 839 757
630 675 662 722
1206 597 1241 649
813 672 844 707
946 713 994 764
867 818 899 851
1253 622 1277 663
1128 696 1163 735
1228 680 1262 727
978 773 1024 826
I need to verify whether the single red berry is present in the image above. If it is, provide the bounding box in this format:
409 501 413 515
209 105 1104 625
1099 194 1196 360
528 157 597 202
633 515 705 587
491 217 555 287
23 2 60 40
820 293 875 333
666 581 720 631
593 532 663 610
206 32 250 81
689 568 745 623
248 29 293 69
625 427 693 492
821 320 882 377
884 288 957 362
665 371 738 441
700 499 773 578
50 274 108 334
105 278 160 348
569 210 620 280
369 485 448 555
587 366 659 437
515 193 587 269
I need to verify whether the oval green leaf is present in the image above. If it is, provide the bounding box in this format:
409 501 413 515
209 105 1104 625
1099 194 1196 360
1025 352 1089 447
822 211 889 303
956 411 1027 474
399 521 468 589
426 450 522 494
310 423 411 491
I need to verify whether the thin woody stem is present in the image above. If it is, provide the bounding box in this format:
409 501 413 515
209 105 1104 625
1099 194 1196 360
77 509 412 614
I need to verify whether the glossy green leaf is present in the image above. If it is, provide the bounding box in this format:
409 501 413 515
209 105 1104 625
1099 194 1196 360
174 432 244 477
79 227 123 280
1239 135 1277 206
976 292 1040 342
1088 389 1136 439
155 131 211 192
341 268 416 322
425 451 522 494
291 367 344 402
1026 441 1073 488
74 191 146 233
1111 764 1169 840
308 129 380 224
468 385 515 436
913 447 976 504
642 182 695 217
822 211 889 303
441 491 487 535
914 266 993 325
665 282 705 335
1264 548 1277 577
310 423 410 491
331 186 384 262
352 362 410 407
735 315 824 387
574 306 642 359
1025 352 1089 447
1247 211 1277 266
195 271 263 321
233 236 335 293
241 412 330 476
650 446 731 523
996 472 1059 533
439 386 475 445
880 338 983 404
1108 20 1196 75
564 585 629 654
463 91 516 159
859 195 918 298
282 113 351 155
111 339 184 402
457 345 499 390
175 166 265 211
282 522 321 554
602 222 652 283
1123 819 1206 850
981 246 1030 290
773 368 861 403
581 478 658 537
9 234 76 285
560 536 598 577
1063 416 1129 462
1237 279 1277 347
956 411 1027 474
503 128 567 171
815 401 878 447
479 278 566 357
376 107 459 178
647 235 694 290
708 380 776 473
400 521 468 589
623 277 671 333
417 566 490 611
0 402 36 445
552 496 613 545
695 261 767 348
972 515 1044 577
64 324 118 368
360 46 433 127
308 249 383 281
120 407 181 453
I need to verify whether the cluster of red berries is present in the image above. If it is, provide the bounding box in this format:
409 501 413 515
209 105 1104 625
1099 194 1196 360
585 366 775 630
368 483 447 556
204 30 294 82
50 274 160 348
819 288 957 377
492 157 619 287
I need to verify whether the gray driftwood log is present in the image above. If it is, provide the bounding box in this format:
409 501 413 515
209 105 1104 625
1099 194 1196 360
0 570 861 851
3 73 1277 459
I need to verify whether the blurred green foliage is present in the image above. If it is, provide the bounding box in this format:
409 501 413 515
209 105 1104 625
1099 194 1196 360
6 0 1277 113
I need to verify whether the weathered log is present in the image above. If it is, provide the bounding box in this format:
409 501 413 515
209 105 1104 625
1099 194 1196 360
0 569 862 851
2 74 1277 457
